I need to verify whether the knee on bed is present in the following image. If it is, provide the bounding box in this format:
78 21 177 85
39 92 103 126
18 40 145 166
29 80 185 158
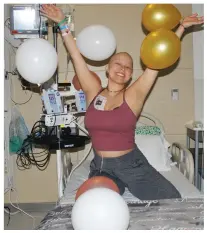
127 184 181 200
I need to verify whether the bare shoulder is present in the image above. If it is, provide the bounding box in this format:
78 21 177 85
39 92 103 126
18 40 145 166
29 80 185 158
85 87 103 106
124 84 144 116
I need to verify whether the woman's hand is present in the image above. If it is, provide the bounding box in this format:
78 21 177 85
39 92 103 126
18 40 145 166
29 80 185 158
181 13 204 28
40 4 65 23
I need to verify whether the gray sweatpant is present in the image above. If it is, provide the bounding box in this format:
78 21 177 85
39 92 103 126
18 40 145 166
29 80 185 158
89 146 181 200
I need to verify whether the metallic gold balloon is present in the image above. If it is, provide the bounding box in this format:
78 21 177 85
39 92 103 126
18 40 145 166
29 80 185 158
140 29 181 69
142 4 182 31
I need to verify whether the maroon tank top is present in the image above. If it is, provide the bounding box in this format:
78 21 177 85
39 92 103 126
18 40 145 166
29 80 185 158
84 89 137 151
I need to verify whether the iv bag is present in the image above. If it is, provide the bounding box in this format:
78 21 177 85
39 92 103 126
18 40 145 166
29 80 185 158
9 106 30 154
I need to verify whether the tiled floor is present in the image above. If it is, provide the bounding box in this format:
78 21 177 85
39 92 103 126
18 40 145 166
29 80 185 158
4 211 46 230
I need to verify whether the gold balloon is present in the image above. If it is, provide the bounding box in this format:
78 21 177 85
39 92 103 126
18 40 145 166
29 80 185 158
142 4 182 32
140 29 181 69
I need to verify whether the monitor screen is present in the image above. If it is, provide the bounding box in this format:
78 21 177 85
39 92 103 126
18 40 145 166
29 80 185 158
13 7 38 30
48 94 56 104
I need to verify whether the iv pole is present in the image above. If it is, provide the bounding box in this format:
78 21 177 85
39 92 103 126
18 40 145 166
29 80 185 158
51 16 90 199
52 24 64 198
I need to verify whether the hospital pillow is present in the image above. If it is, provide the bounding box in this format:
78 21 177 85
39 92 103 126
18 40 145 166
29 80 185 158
135 134 172 171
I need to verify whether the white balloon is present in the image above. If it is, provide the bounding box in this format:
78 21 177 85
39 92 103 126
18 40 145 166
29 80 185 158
76 25 116 61
71 188 130 230
15 38 58 84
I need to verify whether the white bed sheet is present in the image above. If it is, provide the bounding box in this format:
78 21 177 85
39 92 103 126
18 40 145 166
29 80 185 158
60 161 202 205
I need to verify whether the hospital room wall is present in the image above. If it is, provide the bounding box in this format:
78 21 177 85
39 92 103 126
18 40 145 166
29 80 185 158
5 4 197 204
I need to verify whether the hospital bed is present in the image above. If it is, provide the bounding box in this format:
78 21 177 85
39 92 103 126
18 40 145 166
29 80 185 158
36 112 203 230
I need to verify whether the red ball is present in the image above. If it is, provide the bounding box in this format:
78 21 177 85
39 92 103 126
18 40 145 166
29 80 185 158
75 176 120 201
72 71 101 91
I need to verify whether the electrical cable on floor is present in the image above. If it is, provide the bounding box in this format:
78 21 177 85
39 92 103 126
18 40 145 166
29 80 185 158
4 188 43 229
4 206 11 226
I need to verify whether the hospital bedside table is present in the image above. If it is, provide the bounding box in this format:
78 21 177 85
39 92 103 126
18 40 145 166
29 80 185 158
186 124 204 190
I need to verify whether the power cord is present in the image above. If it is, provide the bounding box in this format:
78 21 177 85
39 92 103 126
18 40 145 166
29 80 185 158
11 92 33 106
16 115 58 171
4 206 11 226
7 71 34 105
39 4 42 38
16 120 52 171
4 188 43 229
